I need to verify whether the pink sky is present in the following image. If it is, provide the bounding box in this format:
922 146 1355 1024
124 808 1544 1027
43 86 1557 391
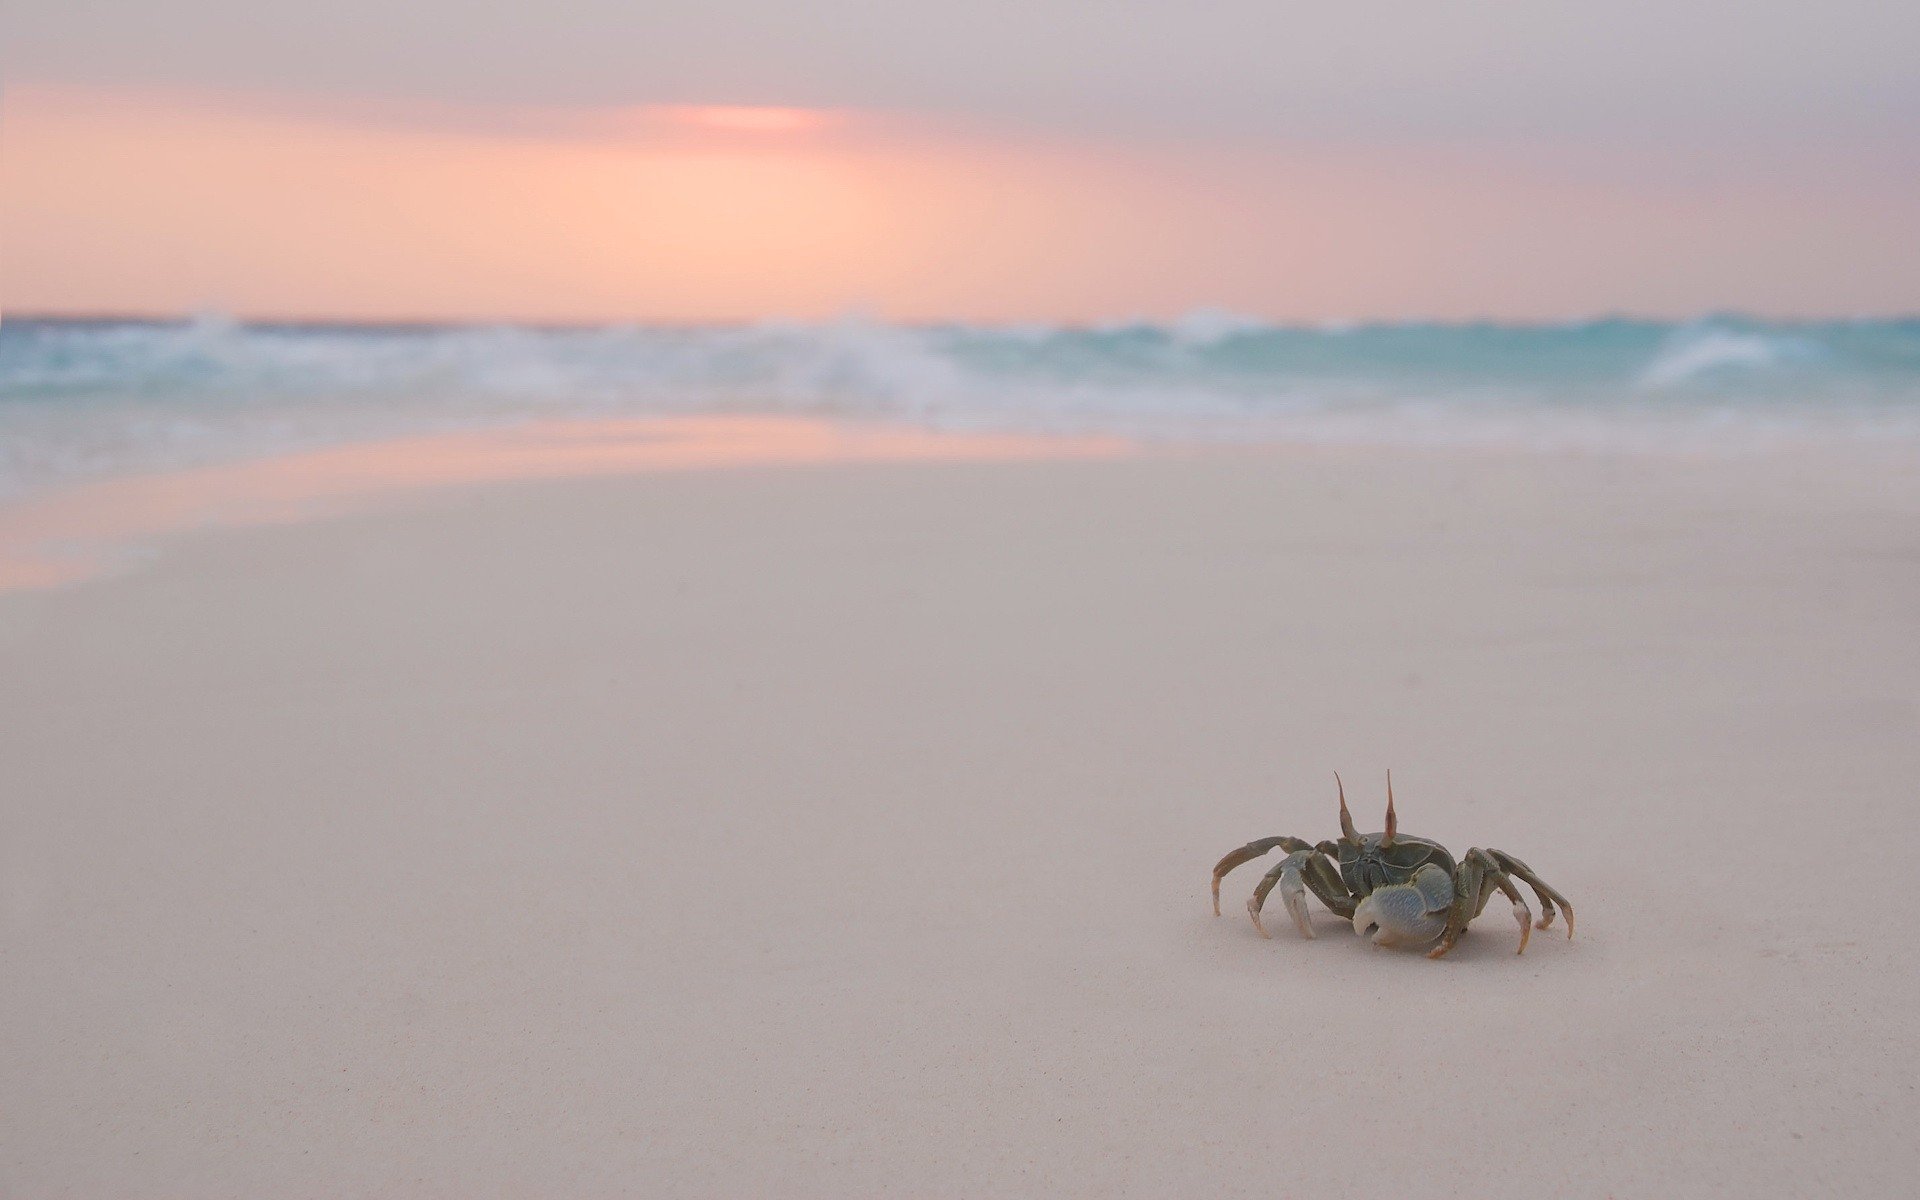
4 85 1916 323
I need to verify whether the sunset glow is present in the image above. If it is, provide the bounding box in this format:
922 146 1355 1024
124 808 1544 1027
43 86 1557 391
648 105 839 134
3 85 1916 323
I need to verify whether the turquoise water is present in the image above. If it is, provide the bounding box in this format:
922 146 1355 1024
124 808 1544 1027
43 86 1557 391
3 313 1918 497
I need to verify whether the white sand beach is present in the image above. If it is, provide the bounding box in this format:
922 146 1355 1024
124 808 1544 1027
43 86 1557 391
4 430 1918 1196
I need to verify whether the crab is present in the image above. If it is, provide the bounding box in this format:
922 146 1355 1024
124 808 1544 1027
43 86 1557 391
1210 772 1574 958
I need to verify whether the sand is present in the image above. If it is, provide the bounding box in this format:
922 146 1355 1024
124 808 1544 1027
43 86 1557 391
4 435 1918 1196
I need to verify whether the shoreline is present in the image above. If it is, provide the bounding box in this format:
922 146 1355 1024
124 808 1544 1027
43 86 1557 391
6 412 1916 596
0 415 1128 591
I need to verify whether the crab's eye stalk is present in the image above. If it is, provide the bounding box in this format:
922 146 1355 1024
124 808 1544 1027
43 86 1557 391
1335 771 1358 842
1381 769 1397 847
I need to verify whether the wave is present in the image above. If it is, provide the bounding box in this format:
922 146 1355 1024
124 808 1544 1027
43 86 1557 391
3 313 1918 497
1636 323 1821 388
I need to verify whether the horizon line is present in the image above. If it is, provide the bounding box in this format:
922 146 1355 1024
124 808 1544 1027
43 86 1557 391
8 307 1918 334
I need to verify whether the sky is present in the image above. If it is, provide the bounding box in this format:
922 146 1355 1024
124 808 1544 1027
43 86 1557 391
5 2 1918 323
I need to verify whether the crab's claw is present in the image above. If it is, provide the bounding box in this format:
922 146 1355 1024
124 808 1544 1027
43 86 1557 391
1351 864 1453 949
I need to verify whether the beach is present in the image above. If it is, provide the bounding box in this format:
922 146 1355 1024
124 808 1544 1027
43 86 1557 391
4 433 1918 1196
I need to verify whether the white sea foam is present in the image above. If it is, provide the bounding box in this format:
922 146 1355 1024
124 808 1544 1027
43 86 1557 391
1638 324 1818 388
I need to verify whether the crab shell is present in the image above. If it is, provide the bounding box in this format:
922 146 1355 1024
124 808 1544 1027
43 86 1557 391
1338 833 1456 947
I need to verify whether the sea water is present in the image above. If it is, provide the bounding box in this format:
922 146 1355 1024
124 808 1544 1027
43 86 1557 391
4 312 1918 500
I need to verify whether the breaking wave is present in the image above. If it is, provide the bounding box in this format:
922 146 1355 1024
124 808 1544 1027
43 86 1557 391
3 312 1918 498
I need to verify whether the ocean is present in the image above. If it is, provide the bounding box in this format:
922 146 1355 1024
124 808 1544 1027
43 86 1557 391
4 312 1918 500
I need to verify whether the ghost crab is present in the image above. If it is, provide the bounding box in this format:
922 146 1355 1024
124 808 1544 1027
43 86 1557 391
1210 772 1573 959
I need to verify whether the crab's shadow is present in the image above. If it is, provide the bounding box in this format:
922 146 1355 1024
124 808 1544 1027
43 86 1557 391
1225 910 1565 967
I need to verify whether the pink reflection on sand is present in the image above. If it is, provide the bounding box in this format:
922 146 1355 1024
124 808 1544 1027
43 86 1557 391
0 416 1129 592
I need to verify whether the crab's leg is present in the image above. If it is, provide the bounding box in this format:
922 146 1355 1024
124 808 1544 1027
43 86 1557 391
1427 848 1531 960
1249 853 1313 939
1485 848 1575 938
1247 850 1353 938
1211 836 1314 915
1304 849 1354 919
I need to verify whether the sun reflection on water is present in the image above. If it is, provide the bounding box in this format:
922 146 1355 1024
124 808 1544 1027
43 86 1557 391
0 416 1128 592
